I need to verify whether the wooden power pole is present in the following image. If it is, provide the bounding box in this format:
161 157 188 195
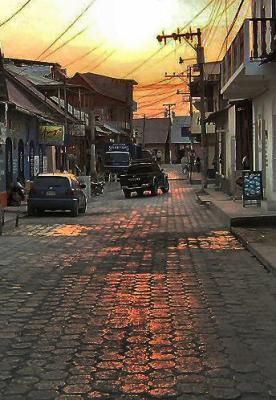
157 28 208 191
163 102 175 164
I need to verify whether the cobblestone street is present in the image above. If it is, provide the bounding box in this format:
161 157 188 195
1 169 276 400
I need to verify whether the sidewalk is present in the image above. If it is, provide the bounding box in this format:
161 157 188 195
0 203 27 234
197 187 276 272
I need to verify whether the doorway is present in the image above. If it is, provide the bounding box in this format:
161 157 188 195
5 138 13 191
18 139 25 183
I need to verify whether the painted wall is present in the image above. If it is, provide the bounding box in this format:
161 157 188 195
0 110 44 206
253 82 276 209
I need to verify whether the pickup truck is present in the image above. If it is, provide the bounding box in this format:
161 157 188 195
120 162 170 198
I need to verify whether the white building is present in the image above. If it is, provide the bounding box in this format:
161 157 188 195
221 0 276 209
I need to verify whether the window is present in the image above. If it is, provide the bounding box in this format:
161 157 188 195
33 176 70 189
128 164 154 174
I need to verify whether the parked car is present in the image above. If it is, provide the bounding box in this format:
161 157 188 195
120 162 170 198
28 173 87 217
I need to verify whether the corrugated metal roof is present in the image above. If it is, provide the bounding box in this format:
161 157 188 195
133 118 145 135
75 72 135 104
134 118 170 144
5 65 59 87
3 67 78 123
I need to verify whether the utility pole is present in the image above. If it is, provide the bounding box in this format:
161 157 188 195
157 28 208 191
142 114 146 146
163 102 175 164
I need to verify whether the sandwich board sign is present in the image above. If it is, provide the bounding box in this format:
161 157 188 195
243 171 263 207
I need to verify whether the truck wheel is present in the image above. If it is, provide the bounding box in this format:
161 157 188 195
161 179 170 193
151 182 158 196
123 190 131 199
137 190 144 197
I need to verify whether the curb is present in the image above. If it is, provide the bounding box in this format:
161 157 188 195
195 190 276 273
230 227 275 274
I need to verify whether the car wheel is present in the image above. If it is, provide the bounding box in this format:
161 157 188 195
161 179 170 193
137 190 144 197
79 201 87 214
36 209 44 216
123 189 131 199
71 203 79 217
151 182 158 196
27 205 35 217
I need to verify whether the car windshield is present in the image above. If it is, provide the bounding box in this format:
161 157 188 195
33 176 70 188
105 153 130 163
128 164 155 174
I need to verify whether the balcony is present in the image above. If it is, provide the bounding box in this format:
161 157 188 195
221 18 276 99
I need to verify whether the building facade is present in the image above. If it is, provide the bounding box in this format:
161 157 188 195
220 0 276 208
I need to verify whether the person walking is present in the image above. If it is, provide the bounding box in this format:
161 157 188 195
195 156 201 173
181 154 189 177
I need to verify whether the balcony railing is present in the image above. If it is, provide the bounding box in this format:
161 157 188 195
221 18 276 87
250 18 276 61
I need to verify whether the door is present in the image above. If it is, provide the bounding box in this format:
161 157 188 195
272 116 276 192
39 145 44 173
18 139 24 182
29 141 35 180
5 138 13 190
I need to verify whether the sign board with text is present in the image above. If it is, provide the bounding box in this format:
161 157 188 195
39 125 64 145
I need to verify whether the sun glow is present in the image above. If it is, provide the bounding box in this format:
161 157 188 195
90 0 174 51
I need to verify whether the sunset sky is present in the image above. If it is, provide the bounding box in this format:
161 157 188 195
0 0 251 117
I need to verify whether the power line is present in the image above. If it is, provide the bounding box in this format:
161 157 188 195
213 0 245 64
136 77 172 89
202 0 222 45
225 0 229 50
138 90 177 105
82 49 116 72
139 92 177 109
203 0 236 47
64 42 104 68
36 0 97 60
44 26 88 60
122 0 216 78
135 82 182 92
0 0 33 28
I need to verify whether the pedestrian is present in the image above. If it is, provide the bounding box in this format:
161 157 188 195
156 150 162 165
195 156 201 173
242 154 250 170
181 154 189 177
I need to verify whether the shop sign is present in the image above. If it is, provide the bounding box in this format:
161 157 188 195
71 124 85 137
43 156 48 173
39 125 64 145
0 123 6 144
34 156 40 176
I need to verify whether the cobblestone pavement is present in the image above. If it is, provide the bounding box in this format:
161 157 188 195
1 169 276 400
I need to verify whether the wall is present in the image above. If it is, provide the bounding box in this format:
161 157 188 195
224 105 237 194
0 110 43 206
253 81 276 209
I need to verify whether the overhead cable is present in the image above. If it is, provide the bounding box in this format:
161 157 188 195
64 42 104 68
122 0 216 78
43 27 88 60
0 0 32 28
36 0 97 60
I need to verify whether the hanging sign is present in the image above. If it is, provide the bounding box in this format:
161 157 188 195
71 124 85 137
39 125 64 145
